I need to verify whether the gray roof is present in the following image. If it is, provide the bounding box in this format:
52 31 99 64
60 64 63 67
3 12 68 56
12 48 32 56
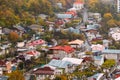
94 56 102 60
14 26 26 32
56 14 73 19
28 24 43 31
48 59 72 68
0 76 8 80
2 28 11 34
102 49 120 54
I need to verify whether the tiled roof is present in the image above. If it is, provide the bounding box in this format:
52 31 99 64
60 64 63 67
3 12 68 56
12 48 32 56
65 11 76 16
49 45 75 53
27 39 45 46
74 2 84 4
33 67 54 75
82 57 92 62
26 50 39 55
74 0 84 4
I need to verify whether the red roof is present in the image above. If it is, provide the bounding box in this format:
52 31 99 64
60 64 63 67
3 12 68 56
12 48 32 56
115 74 120 78
26 50 38 55
74 2 84 4
0 60 6 67
49 45 75 53
33 67 54 75
82 57 92 62
74 0 84 4
55 20 64 25
27 39 45 46
65 11 76 16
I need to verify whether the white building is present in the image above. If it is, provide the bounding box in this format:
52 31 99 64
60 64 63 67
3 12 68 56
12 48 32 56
112 33 120 41
73 0 84 10
117 0 120 13
109 27 120 41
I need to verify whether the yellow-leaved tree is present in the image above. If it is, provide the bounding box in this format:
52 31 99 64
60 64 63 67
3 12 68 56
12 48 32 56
103 13 113 21
7 70 25 80
8 32 19 43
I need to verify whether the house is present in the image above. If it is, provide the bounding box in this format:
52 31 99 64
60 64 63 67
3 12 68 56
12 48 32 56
88 12 102 22
56 3 63 9
27 39 45 47
115 77 120 80
91 44 105 51
103 39 110 49
68 39 84 48
47 59 75 73
13 25 26 32
65 11 77 18
0 60 13 74
68 8 77 12
55 19 65 26
0 44 11 55
0 60 6 75
109 27 120 41
2 28 11 34
0 76 8 80
73 0 84 10
24 50 41 60
94 56 104 66
88 73 104 80
38 14 48 20
111 33 120 41
85 24 99 34
62 57 83 65
101 49 120 62
33 66 55 80
56 13 73 19
68 27 80 34
16 42 25 48
49 45 75 59
28 24 44 32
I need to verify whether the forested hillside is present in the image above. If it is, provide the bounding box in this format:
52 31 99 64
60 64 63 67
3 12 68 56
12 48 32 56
0 0 76 28
0 0 54 27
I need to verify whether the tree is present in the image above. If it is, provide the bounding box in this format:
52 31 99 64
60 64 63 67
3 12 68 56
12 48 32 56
54 75 67 80
103 13 113 21
0 7 20 27
87 0 99 12
102 59 115 69
7 70 25 80
18 62 24 70
107 19 117 27
8 32 19 43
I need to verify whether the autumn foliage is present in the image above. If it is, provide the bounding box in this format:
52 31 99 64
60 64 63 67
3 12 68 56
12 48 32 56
8 32 19 43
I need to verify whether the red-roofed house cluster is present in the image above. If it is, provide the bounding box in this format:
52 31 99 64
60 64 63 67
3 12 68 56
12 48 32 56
49 45 75 59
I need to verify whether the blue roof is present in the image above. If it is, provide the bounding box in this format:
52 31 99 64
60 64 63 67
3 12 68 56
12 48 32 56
92 73 101 79
57 14 72 19
0 76 8 80
102 49 120 54
69 27 80 34
94 56 102 60
48 59 72 68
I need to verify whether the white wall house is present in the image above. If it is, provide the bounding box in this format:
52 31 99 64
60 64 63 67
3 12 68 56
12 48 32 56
73 0 84 10
111 33 120 41
109 27 120 41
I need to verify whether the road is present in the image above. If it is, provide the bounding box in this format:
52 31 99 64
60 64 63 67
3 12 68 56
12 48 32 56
82 8 88 23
